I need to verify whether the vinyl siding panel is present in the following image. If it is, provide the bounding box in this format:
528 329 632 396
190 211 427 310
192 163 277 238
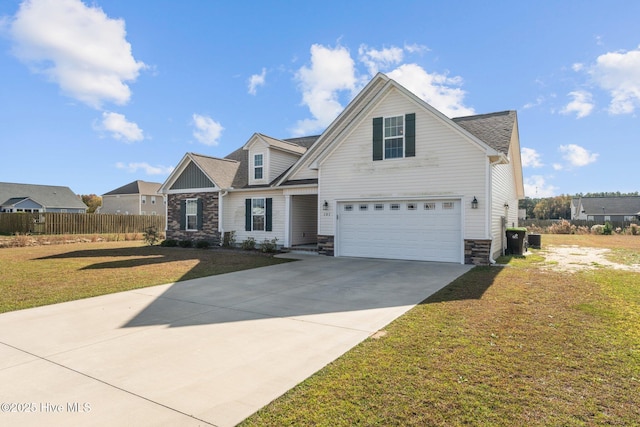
491 150 519 258
170 162 215 190
318 88 488 238
100 194 140 214
223 190 285 244
269 150 301 182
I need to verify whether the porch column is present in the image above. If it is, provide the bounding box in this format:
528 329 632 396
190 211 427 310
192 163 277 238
284 194 291 247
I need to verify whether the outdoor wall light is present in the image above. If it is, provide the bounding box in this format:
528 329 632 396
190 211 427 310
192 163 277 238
323 200 329 211
471 197 478 209
504 202 510 210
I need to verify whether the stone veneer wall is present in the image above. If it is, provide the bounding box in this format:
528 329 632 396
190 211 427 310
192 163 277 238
166 192 220 244
464 239 492 265
317 234 334 256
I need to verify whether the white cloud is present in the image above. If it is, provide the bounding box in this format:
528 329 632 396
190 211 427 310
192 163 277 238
387 63 475 117
560 90 594 118
292 44 358 135
589 46 640 114
524 175 558 197
552 163 563 171
116 162 174 175
521 147 543 168
523 96 544 110
404 43 429 54
98 111 144 142
559 144 599 167
248 68 266 95
192 113 223 146
572 63 584 72
7 0 145 109
358 44 404 75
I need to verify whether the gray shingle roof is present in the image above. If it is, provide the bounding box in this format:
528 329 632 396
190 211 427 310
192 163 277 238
187 154 241 189
0 182 87 210
103 180 162 196
222 135 321 188
575 196 640 215
453 110 516 155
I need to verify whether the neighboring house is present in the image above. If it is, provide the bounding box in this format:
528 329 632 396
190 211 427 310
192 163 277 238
160 73 524 264
571 196 640 222
99 180 164 215
0 182 87 213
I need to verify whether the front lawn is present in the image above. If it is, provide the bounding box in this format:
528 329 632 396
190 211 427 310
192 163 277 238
241 235 640 426
0 241 290 313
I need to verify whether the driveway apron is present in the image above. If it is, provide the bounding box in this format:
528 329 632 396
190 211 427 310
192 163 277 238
0 254 471 426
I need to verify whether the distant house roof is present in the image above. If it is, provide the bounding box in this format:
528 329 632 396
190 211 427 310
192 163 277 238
103 180 162 196
574 196 640 215
0 182 87 210
453 110 517 156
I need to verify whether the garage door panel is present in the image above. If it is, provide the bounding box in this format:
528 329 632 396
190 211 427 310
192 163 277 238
337 200 461 263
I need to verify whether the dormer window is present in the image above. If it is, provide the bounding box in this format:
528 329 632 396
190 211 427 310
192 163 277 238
254 154 264 180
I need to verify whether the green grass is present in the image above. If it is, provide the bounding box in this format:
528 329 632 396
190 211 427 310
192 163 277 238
0 241 291 313
241 235 640 426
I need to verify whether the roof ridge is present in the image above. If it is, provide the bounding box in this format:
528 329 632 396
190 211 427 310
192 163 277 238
189 152 239 163
452 110 515 121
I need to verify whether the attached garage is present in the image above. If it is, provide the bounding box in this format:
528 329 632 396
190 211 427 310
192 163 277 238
336 199 462 263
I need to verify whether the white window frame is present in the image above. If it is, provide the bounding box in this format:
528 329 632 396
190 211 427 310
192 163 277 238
251 198 265 231
384 115 404 159
185 198 198 231
151 196 156 205
254 154 264 180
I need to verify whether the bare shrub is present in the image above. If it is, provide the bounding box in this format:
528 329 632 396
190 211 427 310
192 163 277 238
548 219 574 234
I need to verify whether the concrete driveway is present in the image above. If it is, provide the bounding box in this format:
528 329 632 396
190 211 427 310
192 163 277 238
0 254 471 426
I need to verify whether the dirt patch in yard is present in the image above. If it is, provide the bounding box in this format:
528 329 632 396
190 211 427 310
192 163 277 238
542 245 640 272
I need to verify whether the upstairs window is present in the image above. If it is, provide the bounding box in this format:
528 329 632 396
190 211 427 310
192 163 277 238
373 113 415 161
254 154 264 180
384 115 404 159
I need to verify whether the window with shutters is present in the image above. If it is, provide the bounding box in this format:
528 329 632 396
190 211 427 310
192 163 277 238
384 115 404 159
252 198 265 231
185 199 198 230
373 113 415 161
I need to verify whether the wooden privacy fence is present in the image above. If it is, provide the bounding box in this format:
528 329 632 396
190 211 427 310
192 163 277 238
0 213 165 235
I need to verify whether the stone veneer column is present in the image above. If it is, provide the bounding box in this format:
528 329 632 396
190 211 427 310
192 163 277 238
464 239 492 265
317 235 334 256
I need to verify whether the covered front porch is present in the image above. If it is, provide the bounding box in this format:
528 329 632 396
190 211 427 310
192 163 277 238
283 188 318 249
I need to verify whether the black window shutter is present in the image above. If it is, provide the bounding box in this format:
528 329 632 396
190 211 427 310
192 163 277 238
372 117 383 161
405 113 415 157
245 199 252 231
265 198 272 231
197 198 204 230
179 200 186 230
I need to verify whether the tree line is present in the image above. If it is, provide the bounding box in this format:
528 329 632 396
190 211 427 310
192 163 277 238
519 192 639 220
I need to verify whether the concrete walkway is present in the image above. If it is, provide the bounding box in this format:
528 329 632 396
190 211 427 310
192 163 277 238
0 254 471 426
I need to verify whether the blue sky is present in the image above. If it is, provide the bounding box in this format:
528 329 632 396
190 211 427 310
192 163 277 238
1 0 639 197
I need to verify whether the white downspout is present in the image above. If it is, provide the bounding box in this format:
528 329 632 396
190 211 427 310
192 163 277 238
488 158 497 264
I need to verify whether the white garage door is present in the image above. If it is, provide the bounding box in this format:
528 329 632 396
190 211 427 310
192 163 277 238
337 199 462 263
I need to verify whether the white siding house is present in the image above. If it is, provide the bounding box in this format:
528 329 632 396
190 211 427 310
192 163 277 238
160 73 524 264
